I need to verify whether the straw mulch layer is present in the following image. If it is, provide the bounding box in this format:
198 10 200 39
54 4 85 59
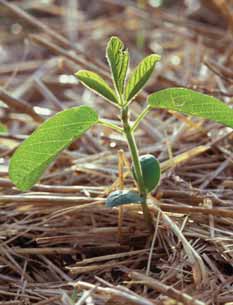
0 1 233 304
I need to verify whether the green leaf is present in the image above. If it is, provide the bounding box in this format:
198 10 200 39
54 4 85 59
125 54 160 102
148 88 233 128
106 36 129 96
75 70 118 105
0 122 7 134
9 106 98 191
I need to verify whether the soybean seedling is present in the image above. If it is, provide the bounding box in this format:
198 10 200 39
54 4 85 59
9 36 233 231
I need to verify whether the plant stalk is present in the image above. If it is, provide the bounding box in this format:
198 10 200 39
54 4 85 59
121 107 154 232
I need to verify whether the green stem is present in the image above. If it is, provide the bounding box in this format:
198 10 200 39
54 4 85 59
121 107 154 232
119 92 124 107
131 105 151 132
98 119 123 133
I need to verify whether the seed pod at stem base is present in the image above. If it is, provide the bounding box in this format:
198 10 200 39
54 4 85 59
132 154 160 193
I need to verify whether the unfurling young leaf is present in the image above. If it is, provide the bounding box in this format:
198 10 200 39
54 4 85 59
75 70 118 105
9 106 98 191
106 36 129 97
148 88 233 128
125 54 160 103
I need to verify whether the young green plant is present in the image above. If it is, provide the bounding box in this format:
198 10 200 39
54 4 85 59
9 36 233 231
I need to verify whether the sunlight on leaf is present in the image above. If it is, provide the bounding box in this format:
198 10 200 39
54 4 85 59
9 106 98 191
125 54 160 102
106 36 129 97
148 88 233 128
75 70 118 105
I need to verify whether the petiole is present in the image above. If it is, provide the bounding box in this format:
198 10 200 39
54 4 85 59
131 105 151 132
98 119 123 133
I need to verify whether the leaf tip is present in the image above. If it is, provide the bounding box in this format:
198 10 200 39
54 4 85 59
74 70 86 79
106 36 125 56
151 53 161 61
108 35 123 45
